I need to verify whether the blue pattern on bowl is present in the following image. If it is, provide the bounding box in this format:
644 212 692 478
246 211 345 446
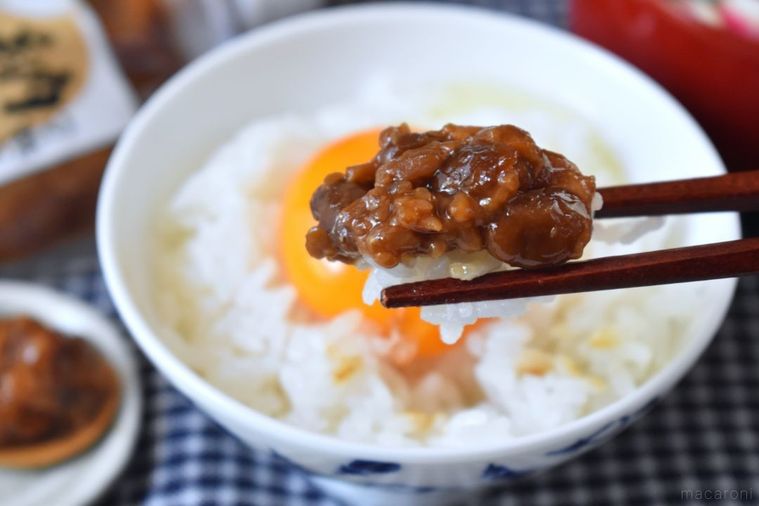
338 460 402 475
273 451 439 492
482 463 535 481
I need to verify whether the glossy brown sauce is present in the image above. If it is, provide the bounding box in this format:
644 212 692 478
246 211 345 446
306 124 596 269
0 317 118 448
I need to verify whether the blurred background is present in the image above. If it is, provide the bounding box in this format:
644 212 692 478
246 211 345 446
0 1 757 504
0 0 756 267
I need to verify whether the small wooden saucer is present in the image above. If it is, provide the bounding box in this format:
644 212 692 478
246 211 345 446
0 366 121 469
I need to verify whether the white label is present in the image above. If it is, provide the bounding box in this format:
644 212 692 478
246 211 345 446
0 0 138 185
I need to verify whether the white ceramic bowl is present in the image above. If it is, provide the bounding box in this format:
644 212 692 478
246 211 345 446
97 3 739 501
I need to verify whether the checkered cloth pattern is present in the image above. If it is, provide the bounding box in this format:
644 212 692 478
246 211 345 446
3 1 757 504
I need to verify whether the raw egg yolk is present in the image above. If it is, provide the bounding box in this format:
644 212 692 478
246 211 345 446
279 129 465 359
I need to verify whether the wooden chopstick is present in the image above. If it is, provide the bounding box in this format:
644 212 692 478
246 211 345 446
381 238 759 308
381 170 759 308
596 170 759 218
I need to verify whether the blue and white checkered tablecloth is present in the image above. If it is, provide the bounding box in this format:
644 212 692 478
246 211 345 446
3 1 758 505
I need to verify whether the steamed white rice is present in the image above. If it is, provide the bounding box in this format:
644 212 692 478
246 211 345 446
154 79 699 447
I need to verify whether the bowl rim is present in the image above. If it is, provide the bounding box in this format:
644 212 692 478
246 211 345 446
97 2 739 463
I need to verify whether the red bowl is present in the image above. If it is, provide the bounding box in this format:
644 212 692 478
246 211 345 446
570 0 759 170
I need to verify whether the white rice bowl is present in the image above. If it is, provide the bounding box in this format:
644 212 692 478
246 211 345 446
154 78 699 447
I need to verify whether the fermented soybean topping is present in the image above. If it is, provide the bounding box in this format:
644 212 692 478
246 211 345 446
306 124 597 269
0 317 117 448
